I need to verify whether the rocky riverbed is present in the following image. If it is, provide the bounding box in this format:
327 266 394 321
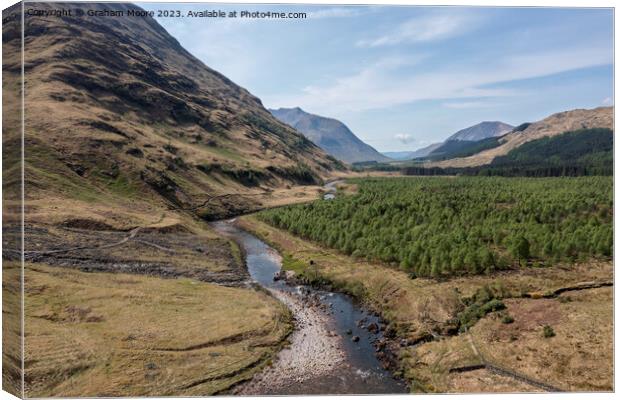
236 289 347 394
212 220 407 395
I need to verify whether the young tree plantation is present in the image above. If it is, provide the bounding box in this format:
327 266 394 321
259 177 612 278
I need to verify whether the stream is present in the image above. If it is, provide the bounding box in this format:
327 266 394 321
211 218 407 395
322 179 342 200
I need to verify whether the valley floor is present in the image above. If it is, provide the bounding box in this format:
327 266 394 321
237 215 613 393
21 262 291 397
2 180 336 397
2 209 299 396
2 177 613 395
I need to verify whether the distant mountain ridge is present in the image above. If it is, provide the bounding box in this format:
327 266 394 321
445 121 514 142
383 121 512 161
432 107 614 168
382 143 442 160
269 107 390 164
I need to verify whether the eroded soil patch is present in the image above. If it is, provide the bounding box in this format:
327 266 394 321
4 223 247 286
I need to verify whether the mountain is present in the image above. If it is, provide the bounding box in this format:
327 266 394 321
425 121 513 160
486 128 613 174
384 122 512 162
269 107 390 164
432 107 613 168
425 138 502 161
3 3 342 221
445 121 514 141
382 143 442 160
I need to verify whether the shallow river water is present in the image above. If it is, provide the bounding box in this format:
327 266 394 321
212 220 407 395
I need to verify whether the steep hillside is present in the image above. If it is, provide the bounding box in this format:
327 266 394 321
270 107 390 164
432 107 613 168
3 3 342 223
404 128 613 177
426 137 503 161
482 128 613 175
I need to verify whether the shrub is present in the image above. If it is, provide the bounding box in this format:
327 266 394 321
543 325 556 338
501 315 515 324
480 299 506 313
458 299 506 332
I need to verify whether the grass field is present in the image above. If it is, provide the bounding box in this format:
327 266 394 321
19 262 292 397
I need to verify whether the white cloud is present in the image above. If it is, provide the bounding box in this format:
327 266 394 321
357 11 478 47
395 133 415 144
266 45 612 116
443 101 492 109
602 97 613 105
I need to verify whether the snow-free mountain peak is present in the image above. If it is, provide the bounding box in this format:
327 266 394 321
446 121 514 142
269 107 390 164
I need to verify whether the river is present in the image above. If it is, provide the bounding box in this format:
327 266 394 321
323 179 342 200
211 219 407 395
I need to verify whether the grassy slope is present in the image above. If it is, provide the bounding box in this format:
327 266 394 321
432 107 613 168
2 263 22 397
21 263 292 397
426 137 502 161
490 128 612 167
238 215 612 392
1 2 343 226
2 205 298 397
1 4 337 397
2 7 24 396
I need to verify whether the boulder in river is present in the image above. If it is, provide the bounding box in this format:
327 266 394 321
352 336 360 342
367 322 379 334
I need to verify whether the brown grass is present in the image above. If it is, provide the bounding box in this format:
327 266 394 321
22 263 292 397
2 2 344 231
471 287 613 391
445 368 543 393
2 262 23 397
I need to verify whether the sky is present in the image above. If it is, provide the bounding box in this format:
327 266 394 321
145 4 614 152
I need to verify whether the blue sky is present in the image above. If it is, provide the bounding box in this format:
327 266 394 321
145 4 613 152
